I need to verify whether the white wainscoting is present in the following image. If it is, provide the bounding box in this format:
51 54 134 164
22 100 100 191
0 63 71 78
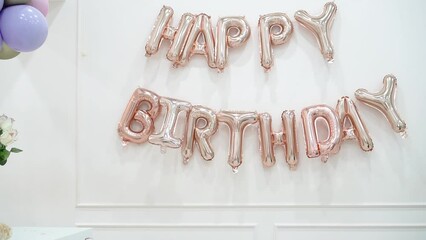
77 224 256 240
274 224 426 240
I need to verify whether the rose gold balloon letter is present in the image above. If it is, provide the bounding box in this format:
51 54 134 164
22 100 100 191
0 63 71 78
148 97 192 150
301 105 341 162
217 111 258 172
355 74 407 136
216 17 251 72
294 2 337 62
182 105 218 163
118 88 161 145
177 14 216 68
258 13 293 71
145 6 175 56
336 96 374 151
258 111 298 169
166 13 196 64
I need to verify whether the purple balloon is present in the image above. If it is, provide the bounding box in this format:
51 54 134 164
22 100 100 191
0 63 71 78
0 5 48 52
0 0 3 11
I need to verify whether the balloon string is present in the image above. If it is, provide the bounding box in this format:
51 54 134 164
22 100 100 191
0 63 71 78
321 155 329 163
400 130 408 139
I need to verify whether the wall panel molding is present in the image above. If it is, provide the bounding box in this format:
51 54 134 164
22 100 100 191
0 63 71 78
76 203 426 209
274 223 426 229
75 223 256 229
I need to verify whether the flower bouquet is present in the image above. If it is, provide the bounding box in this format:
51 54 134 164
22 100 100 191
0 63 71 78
0 115 21 166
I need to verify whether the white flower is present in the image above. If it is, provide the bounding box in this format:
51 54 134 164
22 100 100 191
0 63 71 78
0 115 13 131
0 115 8 127
0 130 17 146
0 119 12 132
0 115 17 146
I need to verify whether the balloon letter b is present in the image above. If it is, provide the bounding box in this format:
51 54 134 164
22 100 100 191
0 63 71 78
118 88 161 144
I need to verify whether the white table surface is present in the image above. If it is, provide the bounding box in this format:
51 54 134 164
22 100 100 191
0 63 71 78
11 228 92 240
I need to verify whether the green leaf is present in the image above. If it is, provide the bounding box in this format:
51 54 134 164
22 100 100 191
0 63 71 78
0 149 11 166
0 158 7 166
10 148 22 153
0 149 10 159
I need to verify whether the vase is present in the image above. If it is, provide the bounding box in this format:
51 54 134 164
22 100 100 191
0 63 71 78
0 223 11 240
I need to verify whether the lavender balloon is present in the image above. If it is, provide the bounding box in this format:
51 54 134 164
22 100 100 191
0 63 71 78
0 5 48 52
0 0 4 11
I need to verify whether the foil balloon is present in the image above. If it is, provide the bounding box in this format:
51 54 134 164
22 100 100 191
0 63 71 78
258 13 293 71
176 14 216 68
145 6 175 57
117 88 161 145
149 97 192 151
336 96 373 151
301 105 341 162
145 6 250 71
166 13 194 64
294 2 337 62
215 16 251 72
258 113 276 167
117 86 406 172
355 74 407 136
258 111 298 169
182 105 218 163
217 111 258 173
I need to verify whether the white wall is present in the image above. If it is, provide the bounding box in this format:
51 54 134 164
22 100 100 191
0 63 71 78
1 0 426 239
0 0 77 226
